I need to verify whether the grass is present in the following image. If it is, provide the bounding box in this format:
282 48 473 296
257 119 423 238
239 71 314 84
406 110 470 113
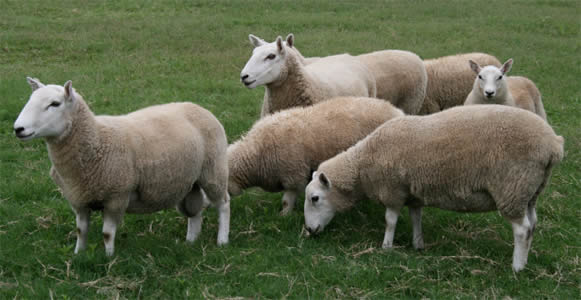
0 0 579 298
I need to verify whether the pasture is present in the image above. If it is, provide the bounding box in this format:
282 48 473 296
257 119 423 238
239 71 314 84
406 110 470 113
0 0 579 298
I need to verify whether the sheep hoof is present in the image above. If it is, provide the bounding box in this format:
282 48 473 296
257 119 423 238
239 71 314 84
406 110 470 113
279 208 292 216
382 242 393 249
512 262 525 272
217 238 229 246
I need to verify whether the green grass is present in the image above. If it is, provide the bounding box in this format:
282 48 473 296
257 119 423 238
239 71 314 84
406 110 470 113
1 0 579 298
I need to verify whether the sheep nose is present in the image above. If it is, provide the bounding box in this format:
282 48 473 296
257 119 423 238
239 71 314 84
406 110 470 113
306 226 314 234
241 74 249 81
485 91 494 97
14 127 25 135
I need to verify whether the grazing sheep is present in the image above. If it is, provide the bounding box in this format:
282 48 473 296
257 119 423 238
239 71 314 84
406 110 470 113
464 58 547 120
304 105 564 272
228 96 404 215
241 34 376 117
241 34 427 116
419 52 501 115
13 78 230 256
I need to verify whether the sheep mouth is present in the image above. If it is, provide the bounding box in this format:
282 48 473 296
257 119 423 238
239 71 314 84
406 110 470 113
16 131 35 140
305 225 321 236
242 79 256 87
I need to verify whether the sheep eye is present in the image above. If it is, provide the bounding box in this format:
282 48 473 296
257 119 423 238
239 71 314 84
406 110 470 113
497 75 503 80
266 54 276 60
311 195 319 203
48 101 61 108
478 75 483 80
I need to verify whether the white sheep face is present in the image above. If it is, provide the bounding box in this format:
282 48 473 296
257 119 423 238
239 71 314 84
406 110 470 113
240 35 288 89
470 59 513 100
14 78 74 141
304 172 337 235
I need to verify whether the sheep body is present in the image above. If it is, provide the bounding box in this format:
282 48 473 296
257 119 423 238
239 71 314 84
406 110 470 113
464 59 547 120
14 79 230 256
228 96 404 215
356 50 428 115
419 52 501 115
305 105 564 271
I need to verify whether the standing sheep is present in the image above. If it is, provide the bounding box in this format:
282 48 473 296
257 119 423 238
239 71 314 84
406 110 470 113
241 34 427 116
419 52 501 115
228 96 404 215
304 105 564 272
13 78 230 256
464 58 547 120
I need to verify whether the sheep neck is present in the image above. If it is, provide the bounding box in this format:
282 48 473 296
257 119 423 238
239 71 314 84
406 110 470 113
325 151 362 212
265 51 314 114
46 97 102 182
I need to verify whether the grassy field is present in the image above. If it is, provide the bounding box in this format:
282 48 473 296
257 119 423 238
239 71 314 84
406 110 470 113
1 0 579 298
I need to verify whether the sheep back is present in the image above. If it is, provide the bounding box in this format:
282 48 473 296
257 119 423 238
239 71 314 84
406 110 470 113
420 53 501 115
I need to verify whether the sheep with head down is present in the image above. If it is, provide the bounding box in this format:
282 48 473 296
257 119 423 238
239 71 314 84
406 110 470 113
304 105 563 272
241 33 427 116
464 58 547 121
13 78 230 256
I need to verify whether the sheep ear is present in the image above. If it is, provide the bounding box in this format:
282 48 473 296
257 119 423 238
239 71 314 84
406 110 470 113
319 172 330 188
63 80 75 102
276 36 285 53
468 60 481 74
311 171 317 180
501 58 513 74
26 77 45 91
286 33 294 48
249 34 266 47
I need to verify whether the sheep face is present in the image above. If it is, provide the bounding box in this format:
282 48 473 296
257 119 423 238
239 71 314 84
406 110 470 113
304 172 339 235
14 78 74 141
469 59 513 100
240 35 288 89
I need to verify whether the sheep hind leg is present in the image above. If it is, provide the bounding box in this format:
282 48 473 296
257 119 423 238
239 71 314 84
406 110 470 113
511 214 533 272
382 207 400 249
178 183 205 243
73 207 90 254
409 206 424 250
201 182 230 246
280 190 298 216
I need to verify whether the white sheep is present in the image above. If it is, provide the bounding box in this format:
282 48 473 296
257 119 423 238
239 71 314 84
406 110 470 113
304 105 564 272
419 52 501 115
13 78 230 256
228 96 404 215
241 34 427 116
464 58 547 120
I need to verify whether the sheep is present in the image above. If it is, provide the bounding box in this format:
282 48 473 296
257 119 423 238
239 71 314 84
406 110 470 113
13 78 230 256
304 105 564 272
464 58 547 120
228 96 404 215
241 34 427 116
419 52 501 115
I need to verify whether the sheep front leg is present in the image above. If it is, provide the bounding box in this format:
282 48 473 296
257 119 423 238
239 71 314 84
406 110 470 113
102 209 125 256
511 215 533 272
382 207 400 249
73 207 90 254
409 206 424 250
280 190 298 216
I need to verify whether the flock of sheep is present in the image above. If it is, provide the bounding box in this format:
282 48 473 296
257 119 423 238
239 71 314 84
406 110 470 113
13 33 563 272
